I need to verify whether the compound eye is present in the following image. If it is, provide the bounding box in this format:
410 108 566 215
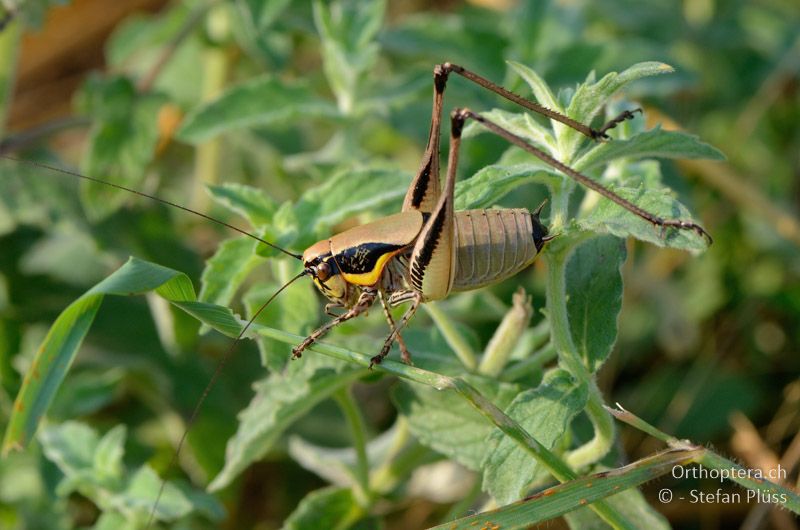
316 261 332 282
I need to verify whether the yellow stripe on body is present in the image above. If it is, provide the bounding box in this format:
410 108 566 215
341 248 404 286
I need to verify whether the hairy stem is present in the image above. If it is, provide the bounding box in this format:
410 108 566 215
545 198 615 470
425 303 478 370
334 388 370 504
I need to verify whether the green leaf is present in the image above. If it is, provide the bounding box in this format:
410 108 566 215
18 227 110 286
288 423 401 487
463 108 556 154
92 511 137 530
172 300 243 338
88 257 195 300
288 436 360 488
176 75 338 143
281 487 362 530
560 62 675 156
392 375 521 471
78 75 167 220
564 485 669 530
455 164 554 210
481 369 587 504
122 466 192 521
429 448 697 530
567 62 675 128
208 355 366 490
574 127 726 172
49 369 124 419
199 236 261 307
313 0 385 113
244 274 319 371
39 421 98 477
293 167 410 245
37 421 220 523
3 258 196 454
577 184 709 251
240 0 294 30
507 60 562 114
207 183 278 227
565 236 626 372
93 425 126 481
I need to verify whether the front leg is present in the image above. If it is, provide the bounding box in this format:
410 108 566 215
292 288 377 359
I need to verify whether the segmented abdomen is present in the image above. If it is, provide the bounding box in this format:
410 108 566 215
451 208 544 291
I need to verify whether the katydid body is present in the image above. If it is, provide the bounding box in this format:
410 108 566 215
295 63 707 367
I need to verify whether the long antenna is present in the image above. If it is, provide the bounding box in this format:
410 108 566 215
145 269 308 529
0 155 304 260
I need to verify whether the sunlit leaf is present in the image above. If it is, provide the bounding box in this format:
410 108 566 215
281 486 362 530
78 75 167 220
2 258 195 453
481 369 587 504
199 236 261 307
207 183 278 227
208 355 367 490
393 375 520 471
575 127 726 172
578 185 709 251
565 236 626 371
177 75 338 143
455 163 554 210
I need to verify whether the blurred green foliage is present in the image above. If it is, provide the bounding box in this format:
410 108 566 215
0 0 798 528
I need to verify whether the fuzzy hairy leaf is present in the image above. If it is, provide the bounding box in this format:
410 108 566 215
559 62 675 157
578 185 709 251
282 486 362 530
207 183 278 227
463 108 556 153
481 369 587 504
507 60 562 115
38 421 222 523
313 0 385 114
177 75 337 143
568 62 674 127
199 236 261 307
575 127 725 172
293 167 410 245
393 375 520 470
565 236 627 372
208 355 366 490
78 75 167 220
455 163 555 210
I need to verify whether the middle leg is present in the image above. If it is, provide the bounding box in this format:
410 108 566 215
371 291 423 368
292 288 377 359
376 291 413 367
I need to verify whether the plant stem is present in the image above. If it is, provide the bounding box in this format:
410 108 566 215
0 13 19 136
333 388 370 504
452 379 636 529
425 303 478 370
501 341 556 382
190 4 230 213
544 213 615 470
608 404 800 514
250 324 636 528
